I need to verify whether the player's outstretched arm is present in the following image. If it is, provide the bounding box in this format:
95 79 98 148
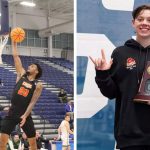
20 82 43 127
12 41 25 80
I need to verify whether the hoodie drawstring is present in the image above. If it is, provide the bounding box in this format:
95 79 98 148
137 47 141 84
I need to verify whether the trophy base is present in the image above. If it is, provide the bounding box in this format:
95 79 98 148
134 94 150 104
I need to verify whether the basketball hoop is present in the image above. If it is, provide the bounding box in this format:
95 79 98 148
0 34 9 64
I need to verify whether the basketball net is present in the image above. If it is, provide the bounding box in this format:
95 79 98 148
0 34 9 64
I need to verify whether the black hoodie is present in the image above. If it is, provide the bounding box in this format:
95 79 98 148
95 39 150 148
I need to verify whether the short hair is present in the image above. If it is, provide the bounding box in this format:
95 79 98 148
65 113 70 118
132 5 150 19
33 63 42 79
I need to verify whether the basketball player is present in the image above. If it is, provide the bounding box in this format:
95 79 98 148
0 41 43 150
58 114 74 150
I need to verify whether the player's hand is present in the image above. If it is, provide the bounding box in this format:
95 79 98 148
20 114 27 127
89 49 113 70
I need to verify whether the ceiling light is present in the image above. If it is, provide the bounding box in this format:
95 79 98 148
0 13 1 17
20 1 36 7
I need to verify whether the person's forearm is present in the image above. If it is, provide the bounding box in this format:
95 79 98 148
24 101 36 117
12 42 25 75
12 43 20 65
12 42 18 57
95 69 117 99
23 88 42 117
66 124 73 135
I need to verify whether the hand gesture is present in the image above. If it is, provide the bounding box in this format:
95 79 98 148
20 114 27 127
89 49 113 70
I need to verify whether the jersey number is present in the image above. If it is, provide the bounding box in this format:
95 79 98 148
18 87 29 97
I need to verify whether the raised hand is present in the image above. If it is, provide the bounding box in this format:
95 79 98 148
89 49 113 70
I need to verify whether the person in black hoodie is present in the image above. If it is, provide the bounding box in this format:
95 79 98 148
90 4 150 150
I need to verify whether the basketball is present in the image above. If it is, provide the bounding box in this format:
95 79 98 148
10 27 25 43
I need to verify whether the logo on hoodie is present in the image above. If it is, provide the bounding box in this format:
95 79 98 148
126 57 136 70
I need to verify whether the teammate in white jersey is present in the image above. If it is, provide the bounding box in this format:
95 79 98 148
58 114 74 150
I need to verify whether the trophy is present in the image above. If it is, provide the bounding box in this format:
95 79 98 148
134 61 150 104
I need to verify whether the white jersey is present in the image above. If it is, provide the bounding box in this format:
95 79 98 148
59 120 70 146
60 120 69 137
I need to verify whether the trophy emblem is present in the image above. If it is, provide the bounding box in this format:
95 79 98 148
134 61 150 103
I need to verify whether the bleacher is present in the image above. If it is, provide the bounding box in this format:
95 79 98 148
44 57 73 70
